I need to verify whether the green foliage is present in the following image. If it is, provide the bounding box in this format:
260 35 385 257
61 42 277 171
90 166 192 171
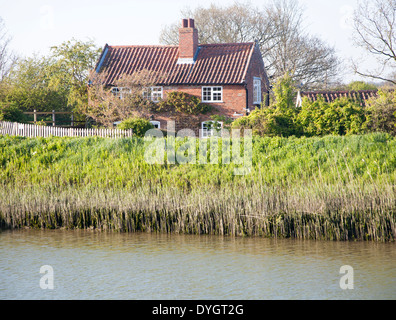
117 117 154 137
157 91 211 115
297 96 366 136
0 39 101 122
48 38 102 112
0 101 25 122
364 89 396 136
210 114 234 130
232 73 380 138
272 72 297 109
346 81 378 91
3 55 68 113
232 107 301 137
233 73 302 137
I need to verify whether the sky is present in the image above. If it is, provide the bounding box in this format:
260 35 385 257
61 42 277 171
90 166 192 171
0 0 379 84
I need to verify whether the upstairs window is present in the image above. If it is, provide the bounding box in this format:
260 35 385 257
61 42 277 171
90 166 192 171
253 78 261 104
202 86 223 103
143 86 163 102
111 87 131 99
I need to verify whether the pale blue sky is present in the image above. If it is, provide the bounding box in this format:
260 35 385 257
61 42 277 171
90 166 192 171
0 0 376 83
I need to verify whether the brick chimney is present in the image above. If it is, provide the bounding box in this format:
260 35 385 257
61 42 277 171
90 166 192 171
178 18 198 64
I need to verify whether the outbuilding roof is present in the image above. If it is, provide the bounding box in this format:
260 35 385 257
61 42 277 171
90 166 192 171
296 90 379 107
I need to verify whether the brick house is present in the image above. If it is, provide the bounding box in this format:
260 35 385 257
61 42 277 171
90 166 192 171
94 18 270 137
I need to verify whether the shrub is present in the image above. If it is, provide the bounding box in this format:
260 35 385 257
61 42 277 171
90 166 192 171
364 89 396 136
232 73 302 137
0 101 25 122
297 96 366 136
232 107 301 137
116 117 154 137
157 91 211 115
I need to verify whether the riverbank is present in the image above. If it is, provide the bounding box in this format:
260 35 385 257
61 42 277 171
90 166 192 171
0 133 395 241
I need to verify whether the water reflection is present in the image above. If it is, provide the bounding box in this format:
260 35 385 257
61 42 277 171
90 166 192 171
0 229 395 300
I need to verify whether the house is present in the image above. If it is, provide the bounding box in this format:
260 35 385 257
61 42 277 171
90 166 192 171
94 18 270 137
295 90 378 108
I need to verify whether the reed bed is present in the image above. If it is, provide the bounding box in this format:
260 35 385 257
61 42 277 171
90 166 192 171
0 133 395 241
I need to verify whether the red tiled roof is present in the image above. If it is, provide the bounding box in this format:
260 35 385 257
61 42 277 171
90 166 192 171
300 90 378 106
96 42 256 86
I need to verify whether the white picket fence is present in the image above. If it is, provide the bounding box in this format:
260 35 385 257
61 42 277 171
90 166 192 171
0 121 133 138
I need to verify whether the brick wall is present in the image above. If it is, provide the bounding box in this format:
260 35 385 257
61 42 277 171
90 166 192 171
150 85 247 136
245 43 270 110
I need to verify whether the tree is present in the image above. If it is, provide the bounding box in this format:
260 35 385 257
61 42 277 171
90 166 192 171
85 69 162 127
364 89 396 135
352 0 396 85
2 55 67 112
159 0 341 89
265 0 341 89
0 38 101 122
48 38 102 112
0 17 17 82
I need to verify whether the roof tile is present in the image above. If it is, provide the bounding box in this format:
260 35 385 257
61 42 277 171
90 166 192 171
300 90 379 106
98 43 255 86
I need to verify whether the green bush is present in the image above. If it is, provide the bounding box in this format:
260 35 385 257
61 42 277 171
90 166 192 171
0 101 26 122
232 73 372 138
297 96 366 136
157 91 211 115
232 107 301 137
232 73 302 137
364 89 396 136
116 117 154 137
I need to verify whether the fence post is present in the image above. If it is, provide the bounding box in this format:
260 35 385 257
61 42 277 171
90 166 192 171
34 110 37 123
52 110 55 127
71 112 74 127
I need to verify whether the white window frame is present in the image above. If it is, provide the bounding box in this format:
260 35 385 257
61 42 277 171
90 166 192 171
201 121 223 138
202 86 223 103
253 77 261 104
111 87 131 99
143 86 163 102
150 120 161 129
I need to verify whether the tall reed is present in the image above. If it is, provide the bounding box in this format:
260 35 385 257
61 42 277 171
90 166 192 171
0 133 395 241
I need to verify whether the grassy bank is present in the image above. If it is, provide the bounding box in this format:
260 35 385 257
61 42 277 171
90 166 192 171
0 133 395 241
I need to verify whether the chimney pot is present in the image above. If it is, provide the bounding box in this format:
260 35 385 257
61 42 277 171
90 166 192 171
182 19 188 28
188 19 194 28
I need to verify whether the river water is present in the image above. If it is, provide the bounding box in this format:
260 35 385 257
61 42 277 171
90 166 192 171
0 229 395 300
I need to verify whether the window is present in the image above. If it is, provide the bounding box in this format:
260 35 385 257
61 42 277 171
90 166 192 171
201 121 223 138
111 87 131 99
150 121 160 129
202 86 223 102
151 87 163 102
253 78 261 104
143 87 163 102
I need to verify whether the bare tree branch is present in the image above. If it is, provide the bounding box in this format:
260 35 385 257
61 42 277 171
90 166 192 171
159 0 341 90
352 0 396 84
0 17 17 82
